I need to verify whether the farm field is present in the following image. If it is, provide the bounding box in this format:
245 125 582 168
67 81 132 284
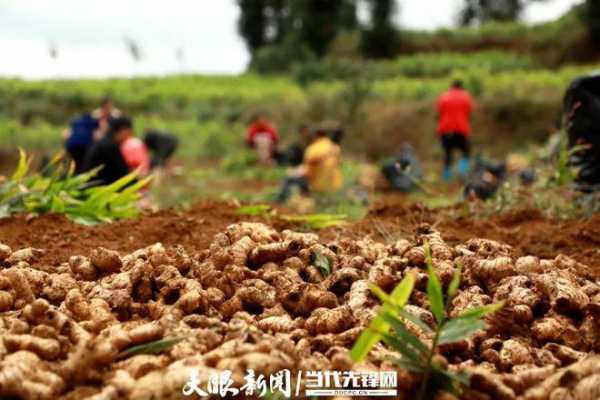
2 3 600 399
0 199 599 399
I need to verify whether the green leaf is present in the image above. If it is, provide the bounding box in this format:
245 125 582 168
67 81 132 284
119 336 187 358
439 370 470 386
387 272 415 308
425 243 445 325
397 309 434 333
380 331 422 364
447 262 462 300
457 302 505 320
380 312 429 356
350 274 415 362
282 213 347 230
391 356 426 373
370 284 393 305
350 314 389 363
438 318 487 345
11 148 30 181
310 250 332 276
236 204 271 216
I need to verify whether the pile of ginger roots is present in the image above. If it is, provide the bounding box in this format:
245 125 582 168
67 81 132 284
0 222 599 400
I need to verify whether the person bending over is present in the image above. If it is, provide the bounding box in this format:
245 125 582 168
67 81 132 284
143 129 179 169
276 127 343 203
82 116 149 185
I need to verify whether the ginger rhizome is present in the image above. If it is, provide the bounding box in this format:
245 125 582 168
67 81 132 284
0 222 598 399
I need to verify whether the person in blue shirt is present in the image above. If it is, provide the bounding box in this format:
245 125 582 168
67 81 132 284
63 113 99 173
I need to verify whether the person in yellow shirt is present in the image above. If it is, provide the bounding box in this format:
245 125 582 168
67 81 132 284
276 128 343 203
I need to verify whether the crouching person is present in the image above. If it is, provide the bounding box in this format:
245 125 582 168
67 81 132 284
564 73 600 192
245 111 279 166
381 143 423 193
143 129 179 170
276 128 343 203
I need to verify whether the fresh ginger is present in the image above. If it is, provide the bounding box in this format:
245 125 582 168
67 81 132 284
0 225 596 399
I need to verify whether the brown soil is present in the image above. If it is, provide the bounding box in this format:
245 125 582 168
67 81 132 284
323 194 600 276
1 198 599 399
0 201 264 266
1 197 599 276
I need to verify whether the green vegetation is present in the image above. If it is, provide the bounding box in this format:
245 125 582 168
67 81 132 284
282 213 348 230
1 58 593 160
0 6 597 216
350 245 503 399
119 336 187 358
0 150 149 225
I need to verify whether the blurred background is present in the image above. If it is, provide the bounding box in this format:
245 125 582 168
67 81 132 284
0 0 581 78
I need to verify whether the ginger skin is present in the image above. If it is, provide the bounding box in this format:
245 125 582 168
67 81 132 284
0 223 597 400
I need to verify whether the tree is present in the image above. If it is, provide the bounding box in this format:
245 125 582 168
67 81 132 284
459 0 542 25
237 0 269 52
360 0 400 59
583 0 600 45
295 0 356 57
237 0 357 57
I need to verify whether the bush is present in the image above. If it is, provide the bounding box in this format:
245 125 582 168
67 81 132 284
250 36 317 74
0 151 149 225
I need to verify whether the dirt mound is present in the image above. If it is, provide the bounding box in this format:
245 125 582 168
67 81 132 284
0 221 598 399
322 198 600 277
0 201 260 266
1 198 600 278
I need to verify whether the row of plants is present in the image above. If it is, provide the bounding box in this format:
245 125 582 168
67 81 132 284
1 55 596 126
0 150 149 225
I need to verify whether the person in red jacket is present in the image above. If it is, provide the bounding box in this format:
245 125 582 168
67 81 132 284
437 80 474 181
245 112 279 165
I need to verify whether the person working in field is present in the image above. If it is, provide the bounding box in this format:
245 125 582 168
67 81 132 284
143 129 179 169
82 116 150 185
437 80 474 181
276 126 343 203
274 124 311 166
63 96 122 172
381 143 423 193
64 113 99 174
245 111 279 166
92 96 122 140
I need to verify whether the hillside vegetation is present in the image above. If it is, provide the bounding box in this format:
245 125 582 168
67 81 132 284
0 53 596 162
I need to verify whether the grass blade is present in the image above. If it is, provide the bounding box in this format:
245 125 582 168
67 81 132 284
456 302 505 320
380 331 422 364
119 336 187 358
381 312 429 356
425 243 445 325
350 274 415 362
447 262 462 300
397 308 434 333
438 318 487 345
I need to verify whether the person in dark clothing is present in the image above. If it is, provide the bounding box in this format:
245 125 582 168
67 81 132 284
64 113 100 174
381 143 423 193
564 73 600 191
274 124 311 167
441 133 471 175
463 158 507 200
82 117 131 186
143 130 179 168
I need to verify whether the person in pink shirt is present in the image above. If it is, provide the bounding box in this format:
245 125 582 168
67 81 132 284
112 117 151 176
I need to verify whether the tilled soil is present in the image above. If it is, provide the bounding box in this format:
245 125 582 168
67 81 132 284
2 198 599 277
0 212 598 399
